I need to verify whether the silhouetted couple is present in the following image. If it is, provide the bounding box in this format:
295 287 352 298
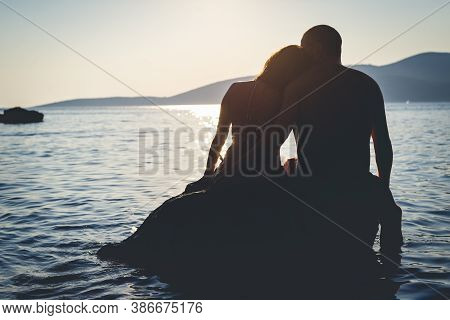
188 25 402 250
98 25 403 296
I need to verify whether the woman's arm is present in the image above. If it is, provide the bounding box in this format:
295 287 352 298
370 81 393 186
204 87 232 175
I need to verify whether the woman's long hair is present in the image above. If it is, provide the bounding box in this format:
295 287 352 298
256 45 309 88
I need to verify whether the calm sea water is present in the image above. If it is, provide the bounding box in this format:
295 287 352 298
0 103 449 299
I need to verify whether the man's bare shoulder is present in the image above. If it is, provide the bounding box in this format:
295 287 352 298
345 66 381 91
344 67 384 108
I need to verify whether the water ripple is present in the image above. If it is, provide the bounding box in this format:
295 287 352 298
0 104 448 299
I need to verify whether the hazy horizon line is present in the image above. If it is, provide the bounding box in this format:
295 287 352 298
3 50 449 109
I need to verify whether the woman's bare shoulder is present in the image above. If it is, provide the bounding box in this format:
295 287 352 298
223 80 255 101
229 80 255 92
223 79 281 106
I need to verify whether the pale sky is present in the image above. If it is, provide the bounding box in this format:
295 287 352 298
1 0 449 106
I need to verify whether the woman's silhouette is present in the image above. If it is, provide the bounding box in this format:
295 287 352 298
185 45 310 192
97 46 311 269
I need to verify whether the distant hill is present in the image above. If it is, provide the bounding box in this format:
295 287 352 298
33 76 254 108
352 52 450 102
34 52 449 108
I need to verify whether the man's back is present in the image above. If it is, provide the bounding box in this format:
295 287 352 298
285 65 382 180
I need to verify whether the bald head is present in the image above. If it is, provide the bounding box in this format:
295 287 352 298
301 25 342 63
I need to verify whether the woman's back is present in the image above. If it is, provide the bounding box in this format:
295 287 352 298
220 80 284 176
226 80 281 127
200 45 309 182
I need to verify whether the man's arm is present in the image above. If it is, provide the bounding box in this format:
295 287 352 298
204 87 232 175
370 81 393 185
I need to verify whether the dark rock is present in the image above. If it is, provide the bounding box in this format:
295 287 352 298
97 175 401 298
0 107 44 124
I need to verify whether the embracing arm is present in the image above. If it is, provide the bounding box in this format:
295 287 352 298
371 82 393 186
269 81 304 143
204 88 232 175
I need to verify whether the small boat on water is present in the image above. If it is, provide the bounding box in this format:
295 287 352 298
0 107 44 124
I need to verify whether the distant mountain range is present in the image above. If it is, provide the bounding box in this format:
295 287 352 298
34 52 450 108
352 52 450 102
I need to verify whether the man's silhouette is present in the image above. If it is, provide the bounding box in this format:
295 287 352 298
275 25 403 252
281 25 392 183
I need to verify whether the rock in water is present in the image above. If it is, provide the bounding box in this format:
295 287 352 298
0 107 44 124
